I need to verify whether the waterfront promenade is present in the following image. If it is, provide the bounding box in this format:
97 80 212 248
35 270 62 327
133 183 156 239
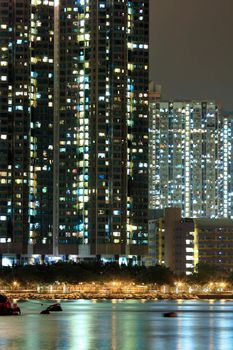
3 282 233 300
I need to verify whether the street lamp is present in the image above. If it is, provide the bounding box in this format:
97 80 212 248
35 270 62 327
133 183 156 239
175 281 183 294
12 281 18 290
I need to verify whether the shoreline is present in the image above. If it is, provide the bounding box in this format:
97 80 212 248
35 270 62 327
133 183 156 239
4 292 233 301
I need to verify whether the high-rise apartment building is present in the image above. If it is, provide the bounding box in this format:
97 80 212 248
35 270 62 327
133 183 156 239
0 0 149 261
149 100 223 218
0 0 31 256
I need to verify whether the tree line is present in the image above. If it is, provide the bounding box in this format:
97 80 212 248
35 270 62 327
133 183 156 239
0 261 232 286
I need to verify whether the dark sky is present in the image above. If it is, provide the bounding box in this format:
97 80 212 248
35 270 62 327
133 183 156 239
150 0 233 111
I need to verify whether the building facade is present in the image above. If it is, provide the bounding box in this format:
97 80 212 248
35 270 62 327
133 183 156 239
151 208 233 275
149 100 225 218
0 0 149 262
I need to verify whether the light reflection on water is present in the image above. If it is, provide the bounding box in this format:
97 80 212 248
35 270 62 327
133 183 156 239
0 300 233 350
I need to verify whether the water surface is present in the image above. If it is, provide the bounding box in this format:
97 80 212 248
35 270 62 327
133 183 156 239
1 299 233 350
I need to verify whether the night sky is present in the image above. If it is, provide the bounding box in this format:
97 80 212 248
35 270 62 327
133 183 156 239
150 0 233 111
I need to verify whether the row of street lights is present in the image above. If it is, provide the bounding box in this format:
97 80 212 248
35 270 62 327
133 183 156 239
0 280 231 294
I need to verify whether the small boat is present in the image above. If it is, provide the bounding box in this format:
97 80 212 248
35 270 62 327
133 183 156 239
47 303 62 312
40 303 62 314
0 295 21 316
163 312 177 318
40 309 50 315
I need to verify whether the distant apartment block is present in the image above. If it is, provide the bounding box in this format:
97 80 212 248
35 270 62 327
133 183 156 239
221 116 233 218
149 99 228 218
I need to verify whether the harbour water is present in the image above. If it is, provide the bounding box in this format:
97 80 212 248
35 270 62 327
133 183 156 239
1 300 233 350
